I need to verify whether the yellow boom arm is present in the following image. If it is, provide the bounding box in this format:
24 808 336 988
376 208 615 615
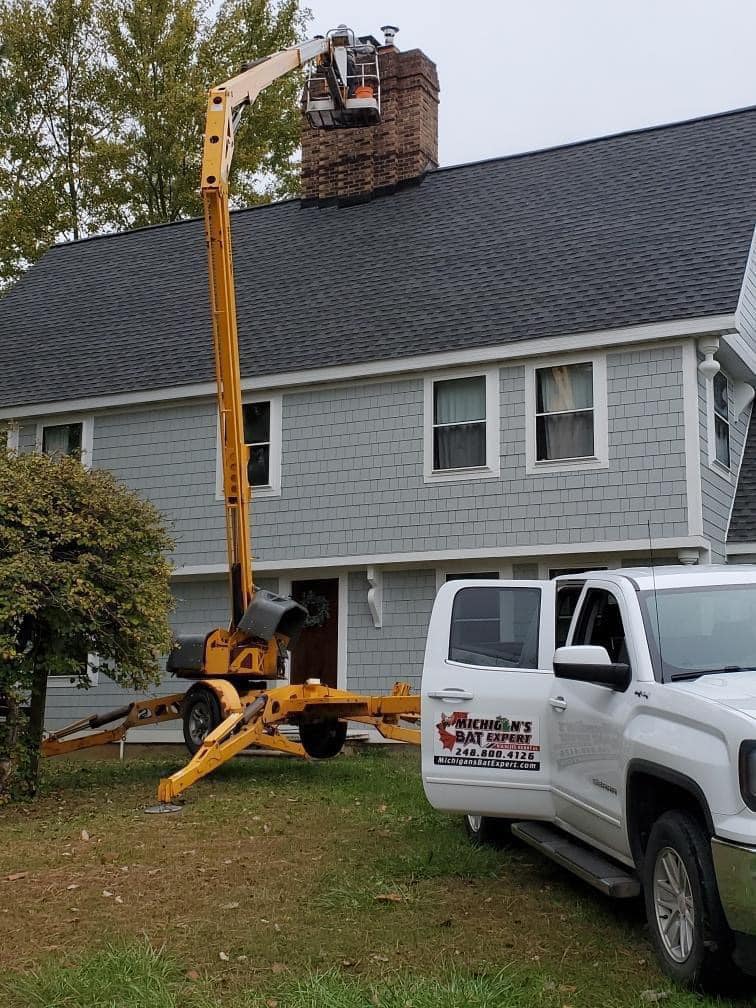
201 38 329 625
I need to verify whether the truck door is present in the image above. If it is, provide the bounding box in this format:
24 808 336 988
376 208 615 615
422 579 556 820
550 581 637 859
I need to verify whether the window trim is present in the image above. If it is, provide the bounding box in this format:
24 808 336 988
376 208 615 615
215 393 282 500
423 367 500 483
35 415 94 469
525 354 608 476
709 370 731 474
47 653 100 688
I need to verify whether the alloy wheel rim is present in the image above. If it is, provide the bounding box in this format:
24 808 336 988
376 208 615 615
189 703 210 745
653 846 695 963
467 815 482 833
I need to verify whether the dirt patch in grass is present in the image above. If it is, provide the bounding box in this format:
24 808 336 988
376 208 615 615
0 747 751 1007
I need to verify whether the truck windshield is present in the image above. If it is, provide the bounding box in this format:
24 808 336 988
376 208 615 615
640 584 756 681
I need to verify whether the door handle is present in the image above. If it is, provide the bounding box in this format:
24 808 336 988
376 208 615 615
427 688 474 702
549 695 568 712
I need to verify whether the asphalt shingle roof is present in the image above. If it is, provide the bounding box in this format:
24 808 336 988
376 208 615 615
729 418 756 542
2 106 756 411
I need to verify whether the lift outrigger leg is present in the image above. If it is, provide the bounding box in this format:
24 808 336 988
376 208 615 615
155 680 421 805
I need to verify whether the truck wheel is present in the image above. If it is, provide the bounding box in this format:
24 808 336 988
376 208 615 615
464 814 511 848
182 686 222 756
643 810 731 988
299 718 347 759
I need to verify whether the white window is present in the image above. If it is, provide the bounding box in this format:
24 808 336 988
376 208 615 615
244 402 272 487
713 372 730 469
424 369 500 482
35 416 94 468
216 394 282 499
47 653 99 688
525 356 608 475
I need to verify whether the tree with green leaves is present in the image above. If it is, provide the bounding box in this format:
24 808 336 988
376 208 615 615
0 451 174 798
0 0 106 283
0 0 310 285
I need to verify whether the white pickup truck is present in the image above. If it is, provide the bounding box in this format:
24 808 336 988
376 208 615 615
421 566 756 988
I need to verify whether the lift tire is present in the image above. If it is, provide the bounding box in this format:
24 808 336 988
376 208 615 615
464 814 512 848
182 686 222 756
299 718 348 759
642 809 732 989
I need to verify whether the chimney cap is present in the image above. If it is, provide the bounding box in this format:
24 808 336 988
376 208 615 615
380 25 399 46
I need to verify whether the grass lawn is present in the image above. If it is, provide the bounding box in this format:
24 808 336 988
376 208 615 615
0 745 750 1007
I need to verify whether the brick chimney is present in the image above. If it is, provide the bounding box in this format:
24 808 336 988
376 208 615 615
301 29 439 205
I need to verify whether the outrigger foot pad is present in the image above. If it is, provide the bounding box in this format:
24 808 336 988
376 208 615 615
143 802 183 814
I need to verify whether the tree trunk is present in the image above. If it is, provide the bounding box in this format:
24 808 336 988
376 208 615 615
0 693 20 795
27 669 49 794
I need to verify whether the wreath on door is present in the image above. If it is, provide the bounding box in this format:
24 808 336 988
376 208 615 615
298 590 331 629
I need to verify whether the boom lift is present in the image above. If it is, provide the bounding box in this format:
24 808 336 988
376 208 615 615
42 26 421 807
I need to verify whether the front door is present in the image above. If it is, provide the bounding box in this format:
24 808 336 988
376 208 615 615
421 579 556 820
290 578 339 688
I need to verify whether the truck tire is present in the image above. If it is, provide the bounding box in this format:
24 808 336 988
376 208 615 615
464 814 511 848
182 686 222 756
299 718 347 759
642 809 731 988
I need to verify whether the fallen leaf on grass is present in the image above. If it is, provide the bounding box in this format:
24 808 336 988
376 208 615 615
186 970 201 982
370 954 389 963
374 893 403 903
640 993 670 1004
219 952 229 962
222 901 240 910
265 1000 278 1008
102 890 113 898
80 830 90 842
115 896 124 904
2 872 28 882
66 884 79 891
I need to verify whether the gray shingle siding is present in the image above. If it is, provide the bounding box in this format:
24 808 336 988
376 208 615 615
347 570 436 693
21 345 689 569
697 366 749 560
736 227 756 354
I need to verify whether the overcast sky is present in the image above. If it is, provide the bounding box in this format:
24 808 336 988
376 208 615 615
308 0 756 166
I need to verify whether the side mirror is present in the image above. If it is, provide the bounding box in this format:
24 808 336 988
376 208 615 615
553 645 631 692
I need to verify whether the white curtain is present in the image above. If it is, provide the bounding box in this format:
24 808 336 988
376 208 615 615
434 376 486 470
536 364 593 461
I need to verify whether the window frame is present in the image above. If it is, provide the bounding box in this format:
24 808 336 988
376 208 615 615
423 367 500 483
47 653 100 689
35 415 94 469
525 354 608 476
447 584 542 669
216 393 282 500
711 370 731 472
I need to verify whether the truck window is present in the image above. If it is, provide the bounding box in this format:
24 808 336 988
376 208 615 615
572 588 629 665
448 587 541 668
555 584 583 648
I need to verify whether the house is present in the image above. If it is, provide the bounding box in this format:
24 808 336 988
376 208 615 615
2 35 756 740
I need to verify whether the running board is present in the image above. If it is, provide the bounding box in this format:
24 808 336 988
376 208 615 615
511 821 640 898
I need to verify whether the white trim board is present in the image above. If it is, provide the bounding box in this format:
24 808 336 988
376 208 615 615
0 314 736 420
171 535 709 578
682 340 704 536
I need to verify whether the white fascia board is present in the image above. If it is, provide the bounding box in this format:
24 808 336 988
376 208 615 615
719 329 756 382
170 535 709 578
0 313 736 421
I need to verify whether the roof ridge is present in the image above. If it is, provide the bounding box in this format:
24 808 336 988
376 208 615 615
434 103 756 175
